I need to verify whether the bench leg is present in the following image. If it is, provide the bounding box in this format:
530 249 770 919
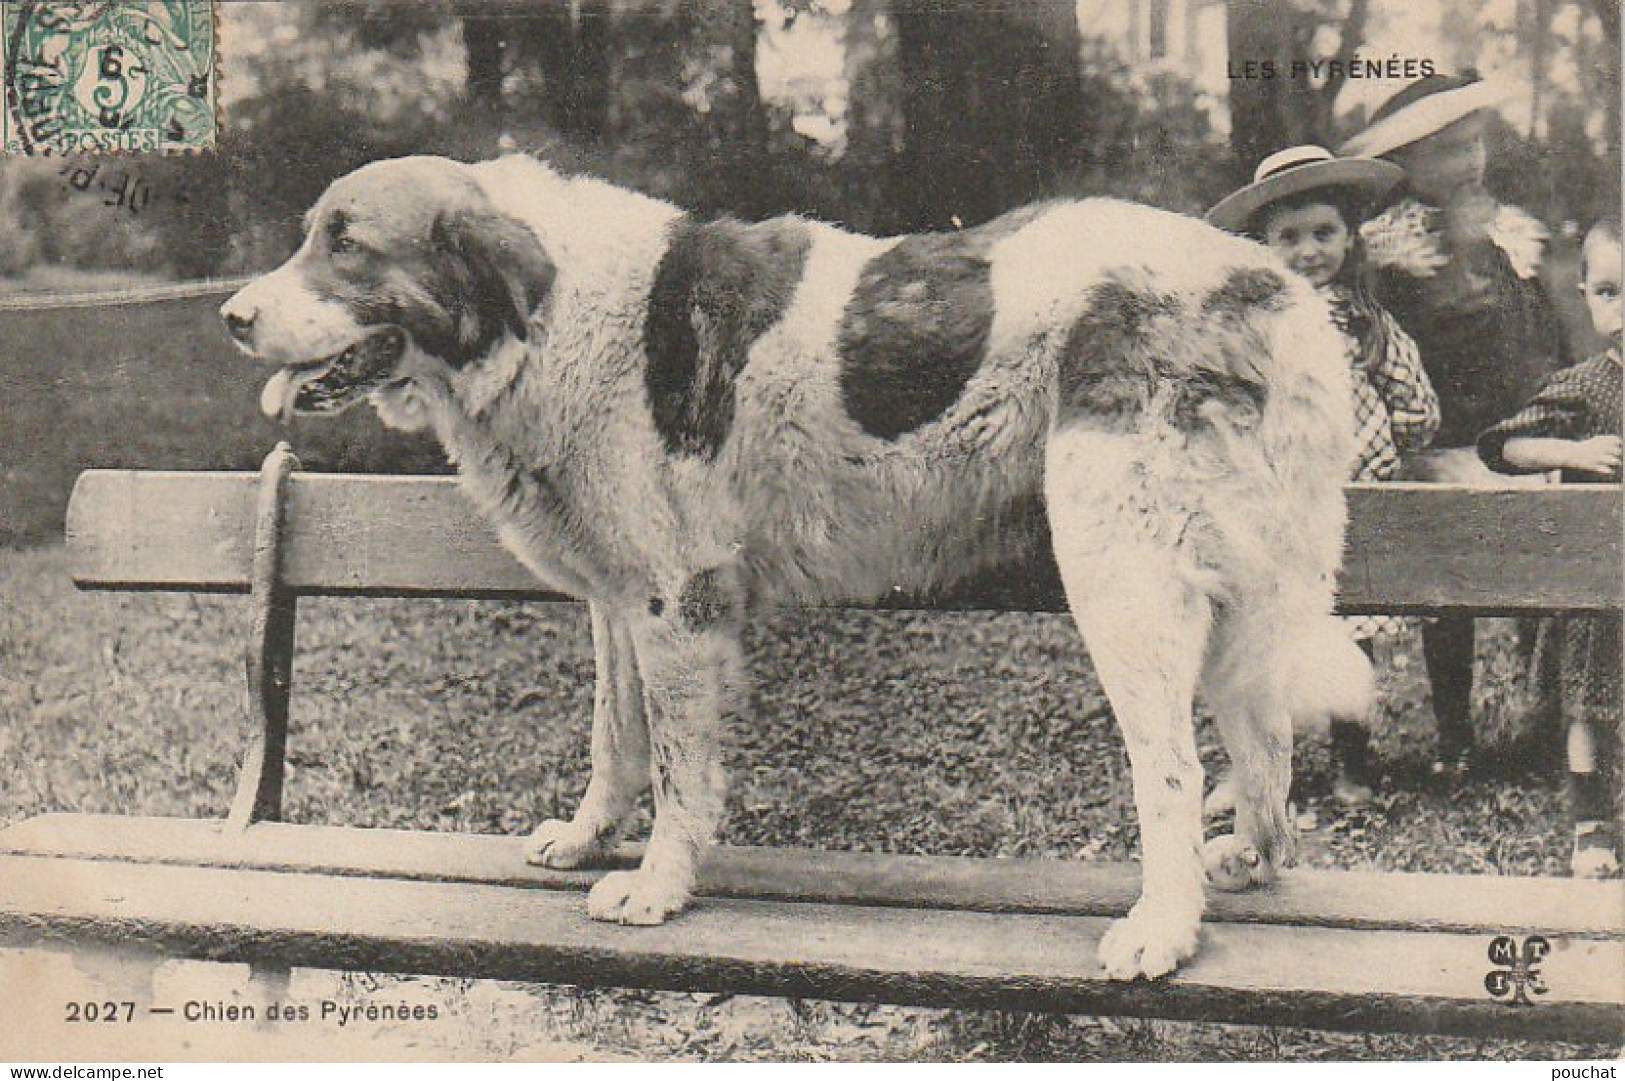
228 592 296 828
228 443 300 830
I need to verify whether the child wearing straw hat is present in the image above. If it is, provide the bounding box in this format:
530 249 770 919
1208 145 1441 810
1342 73 1571 779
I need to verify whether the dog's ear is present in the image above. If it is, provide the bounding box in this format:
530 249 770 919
431 208 556 348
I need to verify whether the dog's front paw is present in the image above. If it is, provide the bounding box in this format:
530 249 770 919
525 818 615 870
1098 901 1200 980
1203 833 1277 891
587 869 689 926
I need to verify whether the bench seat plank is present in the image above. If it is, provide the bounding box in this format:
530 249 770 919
67 471 1625 613
0 848 1617 1042
3 815 1621 940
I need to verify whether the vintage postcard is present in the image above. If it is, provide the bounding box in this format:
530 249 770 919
0 0 1619 1067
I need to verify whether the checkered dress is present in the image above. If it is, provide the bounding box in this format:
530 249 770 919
1326 281 1441 641
1479 346 1623 738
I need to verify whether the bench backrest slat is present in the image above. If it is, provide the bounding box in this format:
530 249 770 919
67 471 549 599
1343 483 1621 613
66 470 1623 613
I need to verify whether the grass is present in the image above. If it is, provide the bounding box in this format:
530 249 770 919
0 543 1614 1061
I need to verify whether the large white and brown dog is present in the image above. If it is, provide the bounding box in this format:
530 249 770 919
222 154 1371 980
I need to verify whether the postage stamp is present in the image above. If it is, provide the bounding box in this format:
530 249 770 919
2 0 217 155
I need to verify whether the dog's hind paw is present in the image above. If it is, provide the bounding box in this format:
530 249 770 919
1202 834 1277 891
1097 902 1200 980
587 869 689 926
525 818 615 869
1202 771 1238 817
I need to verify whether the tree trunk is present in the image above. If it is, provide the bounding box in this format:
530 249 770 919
1593 0 1620 42
706 0 772 216
461 12 506 119
521 1 613 141
842 0 904 232
1225 0 1363 180
887 0 1083 232
1529 0 1552 139
1591 0 1620 161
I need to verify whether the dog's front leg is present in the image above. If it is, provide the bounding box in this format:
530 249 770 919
527 601 650 869
586 571 743 925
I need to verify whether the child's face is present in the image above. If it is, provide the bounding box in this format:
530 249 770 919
1582 235 1623 342
1261 203 1351 288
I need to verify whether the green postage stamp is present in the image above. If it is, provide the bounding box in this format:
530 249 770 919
2 0 218 154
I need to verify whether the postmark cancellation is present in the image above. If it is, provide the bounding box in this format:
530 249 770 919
2 0 218 155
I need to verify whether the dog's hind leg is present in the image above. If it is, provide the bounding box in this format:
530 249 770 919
1199 609 1297 892
1046 430 1210 980
585 570 744 925
1203 589 1371 889
527 601 650 869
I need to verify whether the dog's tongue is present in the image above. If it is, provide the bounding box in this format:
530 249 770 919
260 369 296 421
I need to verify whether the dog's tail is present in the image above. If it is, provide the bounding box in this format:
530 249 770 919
1245 266 1373 732
1278 618 1376 733
1185 244 1372 731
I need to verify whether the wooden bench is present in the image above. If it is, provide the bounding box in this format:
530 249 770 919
2 444 1621 1044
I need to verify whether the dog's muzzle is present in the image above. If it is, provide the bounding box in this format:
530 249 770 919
258 326 409 420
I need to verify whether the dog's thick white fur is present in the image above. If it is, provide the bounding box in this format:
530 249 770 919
223 155 1370 979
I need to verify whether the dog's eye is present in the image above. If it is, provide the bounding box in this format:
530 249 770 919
326 212 360 256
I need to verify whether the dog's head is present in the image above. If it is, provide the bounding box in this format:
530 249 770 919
222 155 555 422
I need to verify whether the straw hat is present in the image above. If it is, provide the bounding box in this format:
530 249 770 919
1339 73 1511 159
1206 145 1403 234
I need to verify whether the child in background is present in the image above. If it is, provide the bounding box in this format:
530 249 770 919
1479 218 1623 876
1343 73 1571 777
1208 146 1441 808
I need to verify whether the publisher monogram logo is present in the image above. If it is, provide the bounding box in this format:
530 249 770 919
1484 934 1550 1006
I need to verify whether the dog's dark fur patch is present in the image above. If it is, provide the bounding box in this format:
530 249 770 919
1060 278 1267 427
1058 280 1182 419
425 209 558 369
334 209 555 371
836 234 997 441
676 567 736 632
1202 267 1287 319
644 216 813 459
834 203 1053 442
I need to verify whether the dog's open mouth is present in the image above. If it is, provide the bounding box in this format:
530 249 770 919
260 326 409 420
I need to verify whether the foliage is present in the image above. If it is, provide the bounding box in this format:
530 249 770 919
0 0 1617 287
1059 46 1235 217
1488 106 1623 230
0 0 1227 284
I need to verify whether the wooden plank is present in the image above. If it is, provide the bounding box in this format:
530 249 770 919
68 471 1622 612
0 852 1617 1041
1342 484 1624 615
3 815 1620 940
66 471 550 599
